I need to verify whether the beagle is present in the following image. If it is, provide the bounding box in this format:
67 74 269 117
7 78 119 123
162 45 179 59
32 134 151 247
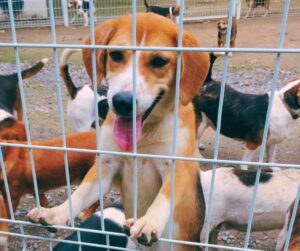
200 167 300 245
68 0 94 27
60 49 108 132
28 13 210 250
0 58 48 140
276 200 300 251
217 17 237 48
53 204 136 251
245 0 270 18
193 53 300 170
143 0 180 21
0 131 98 245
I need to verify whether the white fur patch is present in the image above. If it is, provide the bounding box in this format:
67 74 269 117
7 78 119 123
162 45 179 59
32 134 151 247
95 207 125 226
67 85 95 132
200 168 300 242
0 109 12 122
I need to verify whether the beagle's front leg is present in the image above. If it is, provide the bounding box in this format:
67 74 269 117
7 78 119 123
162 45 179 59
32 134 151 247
124 160 189 246
27 156 121 228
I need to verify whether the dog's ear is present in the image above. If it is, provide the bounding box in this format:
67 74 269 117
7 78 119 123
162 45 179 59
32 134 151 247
83 20 116 86
297 83 300 105
180 32 209 105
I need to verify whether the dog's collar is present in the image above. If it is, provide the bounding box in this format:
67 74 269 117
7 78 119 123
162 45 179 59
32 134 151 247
169 6 173 20
282 100 299 120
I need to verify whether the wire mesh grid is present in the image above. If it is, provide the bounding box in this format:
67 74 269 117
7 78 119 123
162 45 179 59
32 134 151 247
0 0 300 250
0 0 299 28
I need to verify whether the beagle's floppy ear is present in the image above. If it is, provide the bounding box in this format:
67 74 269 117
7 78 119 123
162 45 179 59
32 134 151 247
83 20 116 86
180 31 209 106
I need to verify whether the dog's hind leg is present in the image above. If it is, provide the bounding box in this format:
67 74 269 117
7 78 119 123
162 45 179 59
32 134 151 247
71 13 77 24
197 113 209 151
266 144 280 171
241 142 259 170
83 12 89 26
245 0 254 18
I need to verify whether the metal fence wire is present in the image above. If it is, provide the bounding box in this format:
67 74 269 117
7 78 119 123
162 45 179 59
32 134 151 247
0 0 299 28
0 0 300 250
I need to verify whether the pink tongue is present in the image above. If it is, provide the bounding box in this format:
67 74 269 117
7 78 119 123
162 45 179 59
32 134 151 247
113 115 143 152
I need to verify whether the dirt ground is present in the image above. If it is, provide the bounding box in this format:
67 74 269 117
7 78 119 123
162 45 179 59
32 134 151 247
1 15 300 70
0 15 300 250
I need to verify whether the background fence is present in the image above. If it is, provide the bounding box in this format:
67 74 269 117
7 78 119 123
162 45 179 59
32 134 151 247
0 0 300 28
0 0 300 250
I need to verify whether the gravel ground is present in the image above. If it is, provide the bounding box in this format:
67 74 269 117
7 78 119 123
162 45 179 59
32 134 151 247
1 62 300 250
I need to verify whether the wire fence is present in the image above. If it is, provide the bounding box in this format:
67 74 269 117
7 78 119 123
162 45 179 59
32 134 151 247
0 0 300 250
0 0 299 28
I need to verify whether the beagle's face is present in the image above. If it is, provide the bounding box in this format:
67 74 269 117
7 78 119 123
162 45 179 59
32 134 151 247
83 13 209 151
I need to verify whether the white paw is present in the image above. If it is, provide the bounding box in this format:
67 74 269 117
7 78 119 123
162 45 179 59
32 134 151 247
27 207 68 232
123 218 159 246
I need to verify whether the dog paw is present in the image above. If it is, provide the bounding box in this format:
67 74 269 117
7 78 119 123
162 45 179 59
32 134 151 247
124 218 159 246
27 207 66 232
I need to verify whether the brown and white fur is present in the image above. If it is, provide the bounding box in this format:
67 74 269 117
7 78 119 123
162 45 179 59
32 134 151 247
0 192 8 251
245 0 270 18
28 13 210 250
276 199 300 251
217 17 237 48
193 54 300 170
59 49 108 132
143 0 180 21
68 0 95 27
0 131 98 248
200 167 300 246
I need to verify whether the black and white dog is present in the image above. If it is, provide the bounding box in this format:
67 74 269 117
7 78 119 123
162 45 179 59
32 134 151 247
59 49 108 132
193 53 300 170
54 205 136 251
68 0 95 27
143 0 180 21
0 58 48 140
200 167 300 245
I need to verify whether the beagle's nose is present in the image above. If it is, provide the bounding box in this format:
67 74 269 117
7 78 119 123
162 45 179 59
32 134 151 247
112 92 134 117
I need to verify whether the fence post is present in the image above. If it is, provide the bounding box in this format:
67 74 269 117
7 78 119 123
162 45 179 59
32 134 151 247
236 0 242 19
61 0 69 27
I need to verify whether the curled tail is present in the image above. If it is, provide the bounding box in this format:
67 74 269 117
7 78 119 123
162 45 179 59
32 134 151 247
143 0 149 9
59 49 81 99
21 58 48 79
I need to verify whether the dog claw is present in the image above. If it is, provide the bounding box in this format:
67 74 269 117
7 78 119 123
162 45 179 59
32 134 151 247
137 230 158 246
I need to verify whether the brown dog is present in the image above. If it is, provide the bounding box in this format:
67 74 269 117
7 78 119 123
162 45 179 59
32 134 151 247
28 13 209 250
217 17 237 48
0 131 98 247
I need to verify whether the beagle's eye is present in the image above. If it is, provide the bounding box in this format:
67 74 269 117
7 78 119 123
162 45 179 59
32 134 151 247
150 56 169 69
109 51 124 62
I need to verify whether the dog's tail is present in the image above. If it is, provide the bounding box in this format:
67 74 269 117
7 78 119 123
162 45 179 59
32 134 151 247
7 58 48 83
20 58 48 79
143 0 149 9
59 49 81 100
